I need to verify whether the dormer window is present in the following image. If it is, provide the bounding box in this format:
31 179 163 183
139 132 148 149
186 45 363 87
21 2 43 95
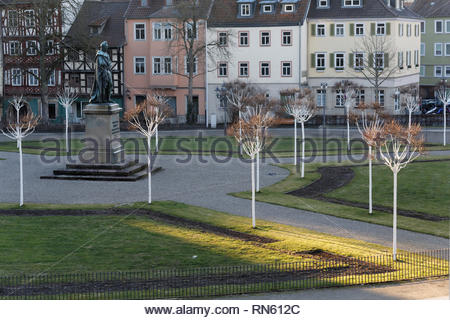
241 4 251 16
262 5 272 13
318 0 329 8
284 4 295 12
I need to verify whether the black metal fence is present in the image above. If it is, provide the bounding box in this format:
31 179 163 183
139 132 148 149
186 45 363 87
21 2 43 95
0 248 448 300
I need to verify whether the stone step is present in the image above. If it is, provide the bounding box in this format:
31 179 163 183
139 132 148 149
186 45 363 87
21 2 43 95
65 160 138 170
40 167 162 182
53 163 147 177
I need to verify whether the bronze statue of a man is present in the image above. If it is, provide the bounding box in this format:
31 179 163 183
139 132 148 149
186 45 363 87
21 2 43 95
89 41 113 103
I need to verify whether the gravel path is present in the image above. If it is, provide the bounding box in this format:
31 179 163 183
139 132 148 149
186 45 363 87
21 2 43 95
0 151 448 252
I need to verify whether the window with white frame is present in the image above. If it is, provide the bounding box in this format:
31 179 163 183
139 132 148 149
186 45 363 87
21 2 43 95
445 43 450 56
48 70 56 86
218 32 228 46
24 10 35 28
260 31 270 46
317 24 326 36
46 40 54 55
414 50 419 66
164 57 172 74
421 21 425 33
435 20 443 33
185 56 198 75
406 51 411 67
445 65 450 77
239 32 249 46
28 68 39 86
134 57 145 74
218 62 228 77
435 66 443 77
335 53 345 70
335 89 344 107
185 22 197 40
153 23 162 40
10 41 20 55
435 43 443 56
11 68 22 86
446 20 450 33
407 24 411 37
355 23 364 35
374 52 384 69
262 5 272 13
420 65 425 77
153 57 162 74
318 0 328 8
8 10 18 28
377 90 385 106
239 62 249 77
240 4 251 16
316 90 326 107
316 53 326 70
355 89 365 106
164 24 173 40
335 24 344 36
354 52 364 70
282 61 292 77
282 31 292 45
135 23 145 40
26 40 37 55
284 4 294 12
260 62 270 77
398 51 404 68
376 23 386 36
421 43 425 56
344 0 360 6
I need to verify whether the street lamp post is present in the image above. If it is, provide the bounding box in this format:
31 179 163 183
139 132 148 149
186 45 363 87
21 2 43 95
320 82 328 127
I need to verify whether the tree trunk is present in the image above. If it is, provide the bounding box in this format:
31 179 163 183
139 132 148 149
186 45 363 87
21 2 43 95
19 135 24 207
147 136 152 204
301 121 305 178
251 156 256 229
346 109 350 151
40 84 49 124
256 133 260 192
294 121 297 166
369 146 372 214
408 110 412 129
444 104 447 146
65 107 69 153
239 111 242 155
155 126 159 152
393 170 398 261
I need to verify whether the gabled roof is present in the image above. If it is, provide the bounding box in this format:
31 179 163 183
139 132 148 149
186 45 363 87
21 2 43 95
65 0 129 49
308 0 422 20
208 0 310 27
409 0 450 18
124 0 165 19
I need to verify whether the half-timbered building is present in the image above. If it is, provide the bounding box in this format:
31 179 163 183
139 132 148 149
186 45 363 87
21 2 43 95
63 0 128 123
1 0 63 124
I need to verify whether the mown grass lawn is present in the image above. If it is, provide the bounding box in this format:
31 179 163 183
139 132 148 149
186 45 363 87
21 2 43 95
0 201 395 276
231 158 450 238
1 136 448 157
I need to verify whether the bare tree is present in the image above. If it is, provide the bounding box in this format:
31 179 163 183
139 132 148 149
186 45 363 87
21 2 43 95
378 121 424 261
242 94 277 192
352 35 397 103
229 118 265 229
1 96 39 206
435 80 450 146
125 93 169 204
223 80 256 155
282 88 316 177
57 86 77 153
167 0 230 124
354 103 384 214
399 84 420 129
335 80 360 150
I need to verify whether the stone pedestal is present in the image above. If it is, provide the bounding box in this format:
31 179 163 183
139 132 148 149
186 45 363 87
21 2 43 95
83 103 123 164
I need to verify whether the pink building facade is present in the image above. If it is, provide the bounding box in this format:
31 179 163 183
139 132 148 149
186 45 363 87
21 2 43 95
123 1 206 124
